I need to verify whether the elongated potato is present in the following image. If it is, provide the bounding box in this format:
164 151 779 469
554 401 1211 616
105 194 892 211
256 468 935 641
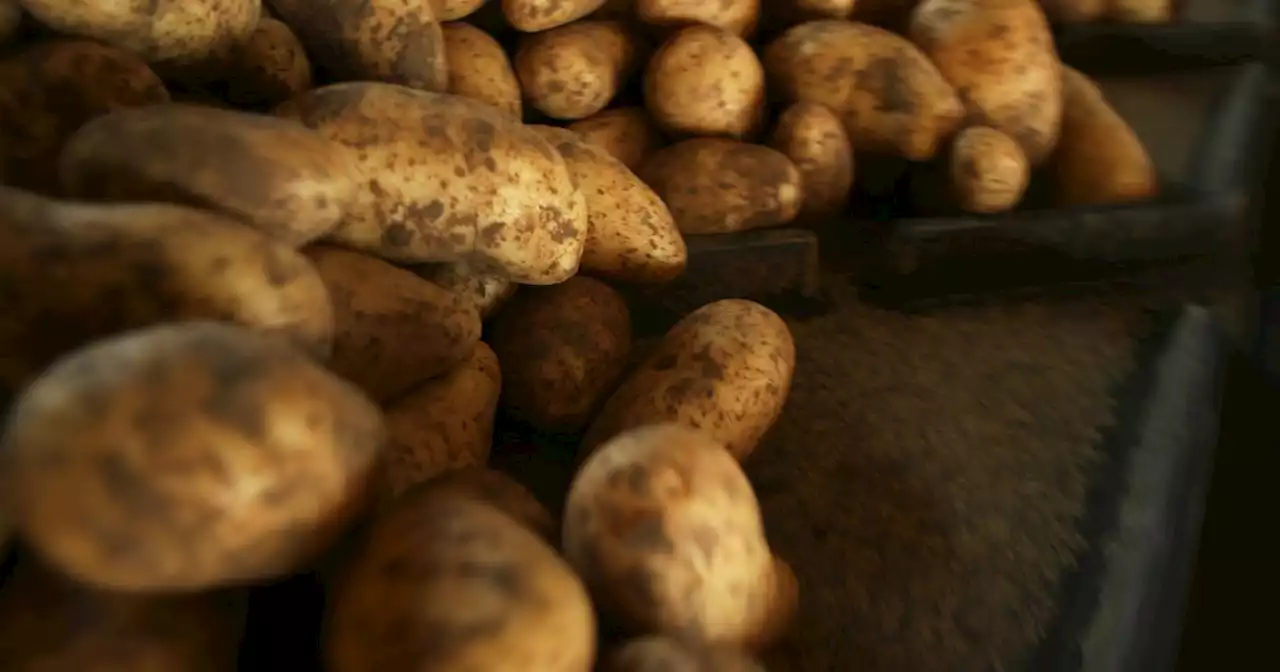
381 342 501 497
908 0 1062 165
0 39 169 194
505 0 608 31
268 0 447 92
60 104 359 247
769 101 855 220
581 299 795 460
1052 67 1157 206
637 0 760 36
764 20 963 160
644 25 765 139
223 17 313 109
640 139 802 235
568 107 665 172
0 321 385 591
413 262 517 320
304 245 481 403
1110 0 1172 22
414 467 555 541
515 21 644 120
607 636 768 672
327 493 596 672
442 22 522 119
533 126 687 282
949 125 1028 213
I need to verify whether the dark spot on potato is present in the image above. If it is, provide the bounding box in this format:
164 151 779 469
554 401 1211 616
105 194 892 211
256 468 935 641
423 199 445 221
622 512 675 554
262 248 303 287
381 223 415 247
861 56 915 116
96 452 166 516
455 559 525 599
465 118 496 153
651 352 679 371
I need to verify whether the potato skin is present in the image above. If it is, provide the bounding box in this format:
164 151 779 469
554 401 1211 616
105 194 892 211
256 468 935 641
0 321 385 592
606 636 767 672
640 139 802 234
415 467 555 541
413 262 518 320
763 20 964 161
567 107 666 172
327 494 596 672
0 39 169 194
304 245 481 403
442 22 522 119
637 0 760 37
644 25 765 139
504 0 609 31
279 83 587 284
381 342 501 497
438 0 487 20
223 17 313 109
60 104 359 247
949 125 1028 213
769 101 855 220
581 299 795 461
516 21 643 120
1052 67 1157 206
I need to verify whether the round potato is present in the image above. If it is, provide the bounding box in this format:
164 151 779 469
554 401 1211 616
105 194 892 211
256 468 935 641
515 20 644 120
304 245 482 403
644 25 765 139
640 138 802 234
0 321 385 592
504 0 609 31
567 107 665 172
414 467 555 541
532 126 687 283
269 0 447 92
606 637 767 672
0 39 169 194
439 0 487 20
1110 0 1172 22
222 17 313 109
278 83 587 284
949 125 1029 213
764 20 964 161
1052 67 1157 206
381 342 501 498
327 493 596 672
564 424 797 648
60 104 360 247
442 21 522 119
637 0 759 37
413 262 518 320
769 101 855 220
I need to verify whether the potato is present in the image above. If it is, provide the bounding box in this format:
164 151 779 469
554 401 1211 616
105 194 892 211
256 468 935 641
268 0 447 92
1109 0 1172 22
278 83 587 284
644 25 765 139
0 321 385 591
504 0 609 31
1053 67 1157 206
0 556 248 672
769 101 855 220
908 0 1062 165
0 189 334 391
763 20 964 161
59 104 359 247
1039 0 1106 21
381 342 501 497
327 493 596 672
949 125 1028 213
637 0 759 37
640 138 802 234
606 637 767 672
439 0 488 20
413 262 518 320
567 107 665 172
0 1 20 46
564 424 797 648
222 17 313 109
442 22 523 119
304 245 482 403
581 299 794 461
0 39 169 194
515 20 644 120
532 126 687 283
415 467 555 541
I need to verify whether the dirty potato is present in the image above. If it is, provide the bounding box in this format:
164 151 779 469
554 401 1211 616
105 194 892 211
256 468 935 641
442 22 522 119
637 0 760 37
764 20 964 160
515 20 644 120
606 636 767 672
564 424 798 649
640 138 802 234
769 101 855 220
381 342 501 498
60 104 360 247
949 125 1029 213
279 83 587 284
327 493 595 672
0 39 169 194
567 107 665 172
0 321 385 591
1052 67 1157 206
414 467 556 541
304 245 481 403
532 126 687 283
222 17 313 109
504 0 609 31
581 299 795 461
644 25 765 139
413 262 518 320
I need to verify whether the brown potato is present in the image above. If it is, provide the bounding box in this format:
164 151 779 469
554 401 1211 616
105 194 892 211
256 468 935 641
504 0 609 31
0 39 169 194
442 22 522 119
1109 0 1172 22
637 0 760 37
60 104 360 247
640 139 802 234
644 25 765 139
1039 0 1106 21
949 125 1029 213
515 20 644 120
908 0 1062 165
532 126 687 283
0 321 385 591
223 17 313 109
606 637 767 672
0 188 334 391
414 467 555 541
1052 67 1158 206
327 493 595 672
304 245 482 403
413 262 518 320
278 83 587 284
269 0 447 92
769 101 855 220
581 299 795 461
438 0 488 20
567 107 666 172
763 20 964 161
381 342 501 497
564 424 797 649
